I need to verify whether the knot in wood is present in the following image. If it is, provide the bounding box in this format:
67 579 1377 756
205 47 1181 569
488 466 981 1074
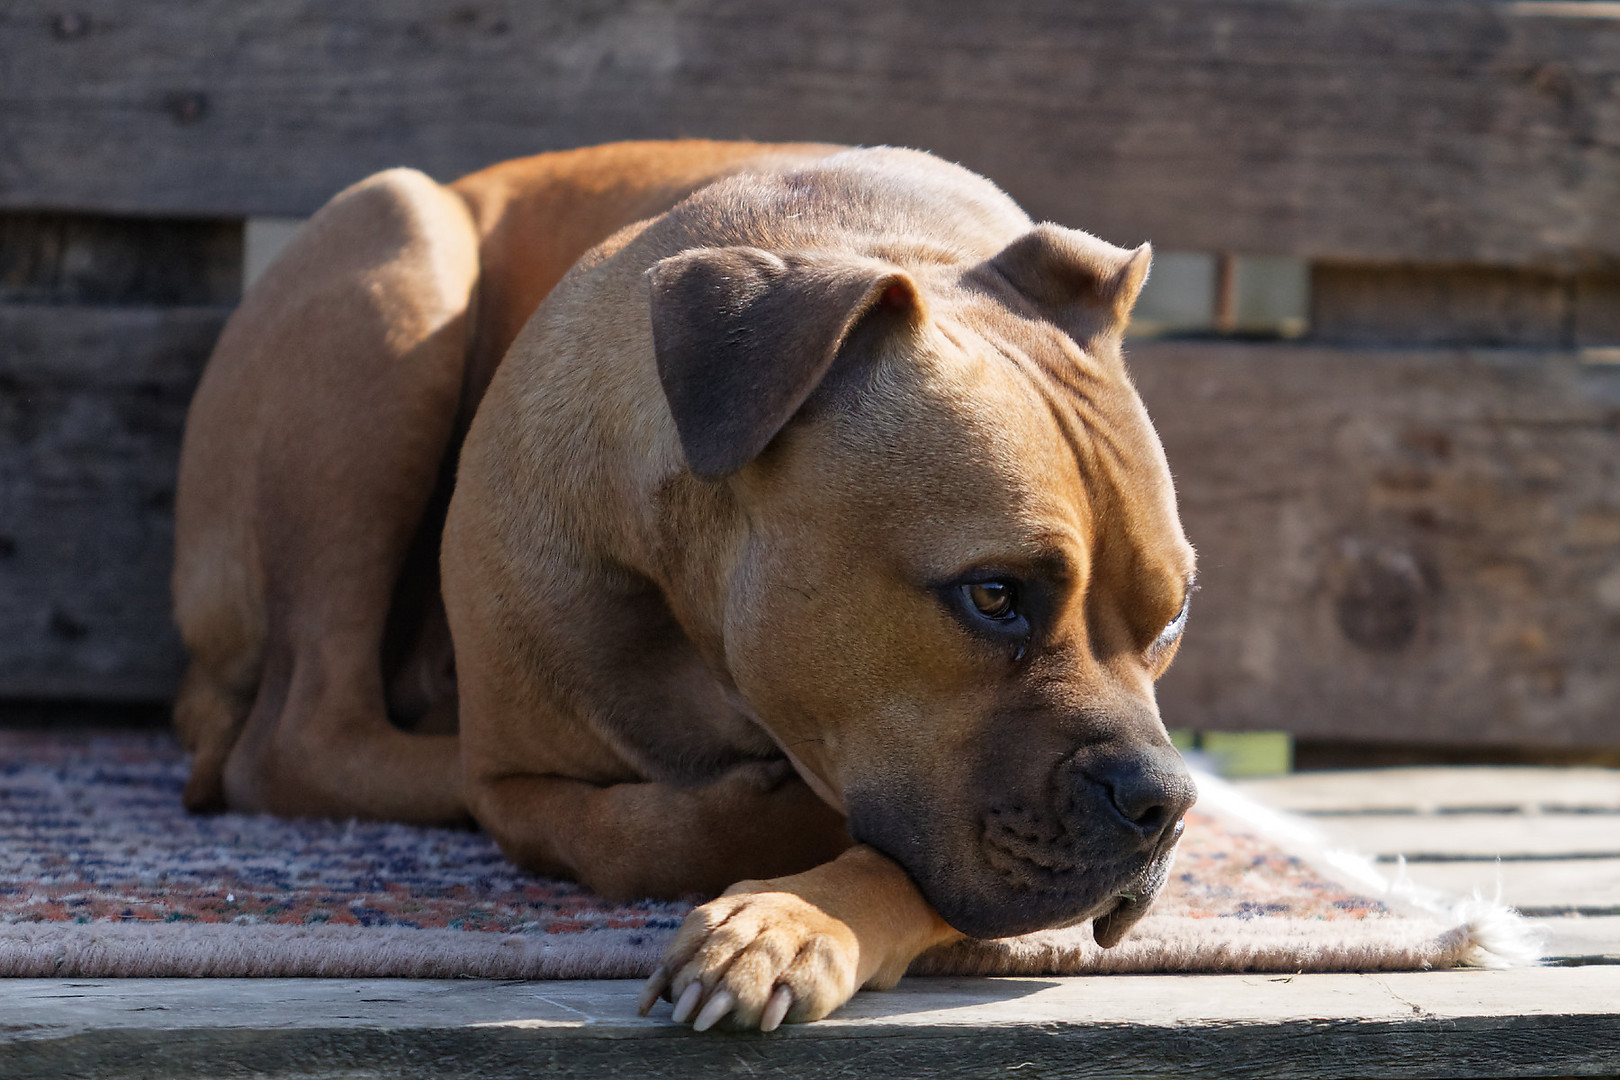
1333 542 1427 654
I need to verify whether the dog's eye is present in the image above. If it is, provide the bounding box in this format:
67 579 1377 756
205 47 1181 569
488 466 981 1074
1150 596 1190 653
964 581 1018 621
938 574 1033 655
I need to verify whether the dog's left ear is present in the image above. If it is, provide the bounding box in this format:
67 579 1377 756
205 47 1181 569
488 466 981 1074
648 246 921 480
991 224 1151 334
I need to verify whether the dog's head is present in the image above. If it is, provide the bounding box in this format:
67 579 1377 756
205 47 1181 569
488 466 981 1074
648 223 1196 944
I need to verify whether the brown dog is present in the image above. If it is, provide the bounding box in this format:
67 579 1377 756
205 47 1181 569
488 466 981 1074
172 141 1197 1031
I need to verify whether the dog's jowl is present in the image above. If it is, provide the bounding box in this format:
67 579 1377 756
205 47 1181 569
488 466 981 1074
172 141 1198 1031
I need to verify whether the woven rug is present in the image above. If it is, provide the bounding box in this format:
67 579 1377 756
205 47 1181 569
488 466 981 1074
0 730 1538 979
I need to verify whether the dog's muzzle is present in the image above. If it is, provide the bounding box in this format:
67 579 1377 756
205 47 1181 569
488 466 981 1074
849 742 1196 942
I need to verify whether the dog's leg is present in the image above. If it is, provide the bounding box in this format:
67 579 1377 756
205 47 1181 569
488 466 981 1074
471 764 852 900
175 167 479 823
172 661 251 811
645 846 963 1031
470 768 956 1029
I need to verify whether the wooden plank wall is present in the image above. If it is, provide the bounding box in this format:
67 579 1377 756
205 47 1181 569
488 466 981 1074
1 214 239 700
1138 345 1620 747
1 0 1617 748
2 0 1618 266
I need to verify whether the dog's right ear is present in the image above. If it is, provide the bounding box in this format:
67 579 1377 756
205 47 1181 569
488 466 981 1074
648 246 921 481
991 224 1151 338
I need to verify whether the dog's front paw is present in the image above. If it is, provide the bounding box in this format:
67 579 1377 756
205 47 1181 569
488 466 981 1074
638 886 859 1031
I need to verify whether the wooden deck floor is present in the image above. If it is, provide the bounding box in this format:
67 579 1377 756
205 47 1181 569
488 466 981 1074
1236 767 1620 959
3 766 1618 1079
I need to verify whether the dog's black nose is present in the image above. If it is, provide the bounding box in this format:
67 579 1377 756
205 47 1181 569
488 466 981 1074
1083 745 1196 844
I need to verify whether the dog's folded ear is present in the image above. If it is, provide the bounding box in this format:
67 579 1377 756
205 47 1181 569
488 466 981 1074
991 224 1151 336
648 246 921 481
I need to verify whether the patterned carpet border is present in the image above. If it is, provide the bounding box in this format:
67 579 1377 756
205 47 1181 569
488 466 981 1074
0 730 1540 978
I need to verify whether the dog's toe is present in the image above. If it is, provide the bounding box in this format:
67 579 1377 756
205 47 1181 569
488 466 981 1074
651 888 860 1031
760 984 794 1032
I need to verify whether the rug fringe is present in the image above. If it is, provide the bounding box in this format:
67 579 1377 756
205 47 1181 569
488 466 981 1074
0 922 672 980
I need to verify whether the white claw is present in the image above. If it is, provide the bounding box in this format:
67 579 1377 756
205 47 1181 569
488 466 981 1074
671 981 704 1024
760 985 793 1032
692 989 736 1033
637 967 668 1017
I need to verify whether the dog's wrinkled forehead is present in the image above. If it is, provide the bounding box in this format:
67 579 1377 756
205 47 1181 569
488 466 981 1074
841 259 1172 515
944 298 1176 513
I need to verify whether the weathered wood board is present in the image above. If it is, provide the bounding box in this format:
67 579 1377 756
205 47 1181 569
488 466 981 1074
1537 914 1620 963
1294 813 1620 860
2 0 1618 267
1360 857 1620 917
1237 766 1620 814
1312 266 1620 348
1232 767 1620 919
0 213 240 306
0 306 225 700
1229 764 1620 961
1134 342 1620 748
2 970 1618 1080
